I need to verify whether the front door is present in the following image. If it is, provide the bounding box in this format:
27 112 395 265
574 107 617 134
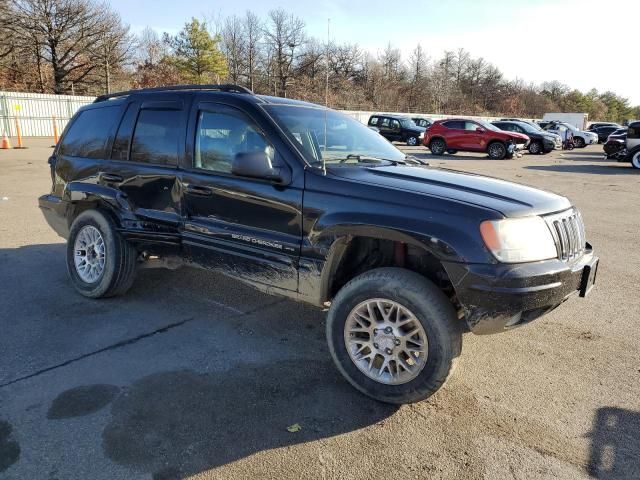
181 101 303 292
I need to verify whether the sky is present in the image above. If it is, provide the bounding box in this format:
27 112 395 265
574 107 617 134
109 0 640 104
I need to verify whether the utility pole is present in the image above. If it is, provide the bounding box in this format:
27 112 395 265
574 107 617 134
104 35 111 94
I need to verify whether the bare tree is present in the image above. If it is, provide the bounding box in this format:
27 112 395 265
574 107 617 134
221 15 246 85
243 10 261 91
10 0 132 94
263 8 305 97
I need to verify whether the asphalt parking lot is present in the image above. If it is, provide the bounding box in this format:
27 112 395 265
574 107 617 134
1 139 639 480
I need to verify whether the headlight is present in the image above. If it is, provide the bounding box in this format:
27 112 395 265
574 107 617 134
480 216 557 263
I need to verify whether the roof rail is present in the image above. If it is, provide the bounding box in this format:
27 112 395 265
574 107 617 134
93 84 254 103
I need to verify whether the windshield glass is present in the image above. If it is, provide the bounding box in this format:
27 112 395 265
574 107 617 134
514 122 538 134
263 105 406 165
476 119 501 132
400 118 417 128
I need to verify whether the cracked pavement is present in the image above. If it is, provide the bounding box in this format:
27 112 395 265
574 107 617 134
1 140 639 479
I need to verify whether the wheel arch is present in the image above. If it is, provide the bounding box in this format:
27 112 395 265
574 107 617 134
316 229 459 307
62 182 130 229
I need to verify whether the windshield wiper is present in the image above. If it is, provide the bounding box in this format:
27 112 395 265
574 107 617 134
338 154 407 165
405 155 428 166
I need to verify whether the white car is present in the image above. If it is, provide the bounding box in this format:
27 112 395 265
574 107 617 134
544 122 598 148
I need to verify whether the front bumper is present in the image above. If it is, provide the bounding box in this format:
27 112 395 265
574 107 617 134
443 246 598 335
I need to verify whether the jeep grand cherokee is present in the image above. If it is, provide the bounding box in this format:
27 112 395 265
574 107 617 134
39 85 599 404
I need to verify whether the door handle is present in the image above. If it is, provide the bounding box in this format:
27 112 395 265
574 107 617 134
101 173 123 183
185 185 213 196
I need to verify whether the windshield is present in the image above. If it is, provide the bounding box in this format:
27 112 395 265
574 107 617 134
514 122 539 134
263 105 406 165
476 119 501 132
400 118 417 128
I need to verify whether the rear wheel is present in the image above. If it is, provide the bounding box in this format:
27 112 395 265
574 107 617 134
406 135 418 146
631 150 640 169
429 138 446 155
67 210 137 298
487 141 507 159
326 267 462 404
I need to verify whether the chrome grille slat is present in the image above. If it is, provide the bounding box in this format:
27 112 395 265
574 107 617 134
544 208 586 262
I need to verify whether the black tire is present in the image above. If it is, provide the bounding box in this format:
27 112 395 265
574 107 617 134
487 141 507 159
528 141 542 155
575 137 586 148
446 149 457 154
429 138 446 155
406 135 418 146
66 209 137 298
631 150 640 169
326 267 462 404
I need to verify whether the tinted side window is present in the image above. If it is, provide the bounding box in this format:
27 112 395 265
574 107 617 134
379 118 390 127
390 119 401 129
59 106 120 159
111 104 138 160
443 120 464 129
130 109 181 165
369 116 379 126
628 123 640 139
464 121 478 131
195 111 272 174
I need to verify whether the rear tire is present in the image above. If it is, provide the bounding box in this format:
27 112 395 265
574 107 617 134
631 150 640 169
406 136 418 146
66 209 137 298
326 267 462 404
487 141 507 159
429 138 446 155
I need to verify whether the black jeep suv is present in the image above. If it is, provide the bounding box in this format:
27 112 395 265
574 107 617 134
367 114 426 146
39 85 599 404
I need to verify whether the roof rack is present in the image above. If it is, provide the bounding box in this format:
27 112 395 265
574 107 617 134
94 84 254 103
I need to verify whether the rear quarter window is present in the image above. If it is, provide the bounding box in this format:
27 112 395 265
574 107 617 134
369 116 379 126
58 106 120 159
442 120 464 129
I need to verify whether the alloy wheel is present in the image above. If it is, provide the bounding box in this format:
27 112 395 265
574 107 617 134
344 298 429 385
73 225 106 283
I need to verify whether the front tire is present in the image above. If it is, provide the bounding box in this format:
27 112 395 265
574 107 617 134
429 138 446 155
67 209 137 298
575 137 586 148
631 150 640 169
326 267 462 404
528 141 542 155
487 141 507 159
406 135 418 146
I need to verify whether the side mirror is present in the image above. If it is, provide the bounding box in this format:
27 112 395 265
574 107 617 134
231 151 291 185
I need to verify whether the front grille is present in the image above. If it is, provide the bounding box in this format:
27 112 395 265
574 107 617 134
544 208 586 261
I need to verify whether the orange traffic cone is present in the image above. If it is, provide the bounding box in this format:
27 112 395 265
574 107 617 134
1 133 11 150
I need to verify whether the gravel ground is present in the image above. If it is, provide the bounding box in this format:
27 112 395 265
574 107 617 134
0 139 638 480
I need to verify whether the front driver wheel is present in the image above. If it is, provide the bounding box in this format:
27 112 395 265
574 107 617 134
429 138 446 155
67 209 137 298
528 141 542 155
487 141 507 159
631 150 640 169
326 267 462 404
406 136 418 146
575 137 586 148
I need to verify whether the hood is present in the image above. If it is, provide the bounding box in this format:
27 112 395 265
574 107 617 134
408 126 426 133
329 165 570 218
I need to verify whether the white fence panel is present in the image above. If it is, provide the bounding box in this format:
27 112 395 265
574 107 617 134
0 91 94 137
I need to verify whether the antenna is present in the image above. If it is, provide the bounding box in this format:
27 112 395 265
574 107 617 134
323 17 330 174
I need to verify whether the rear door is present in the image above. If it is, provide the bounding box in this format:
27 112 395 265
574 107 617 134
180 100 303 292
441 120 465 148
104 95 187 238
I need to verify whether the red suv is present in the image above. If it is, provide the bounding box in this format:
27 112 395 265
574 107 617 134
423 118 530 159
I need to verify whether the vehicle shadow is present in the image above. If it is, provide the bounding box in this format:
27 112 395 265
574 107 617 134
586 407 640 479
1 243 400 478
525 164 634 175
409 152 508 162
